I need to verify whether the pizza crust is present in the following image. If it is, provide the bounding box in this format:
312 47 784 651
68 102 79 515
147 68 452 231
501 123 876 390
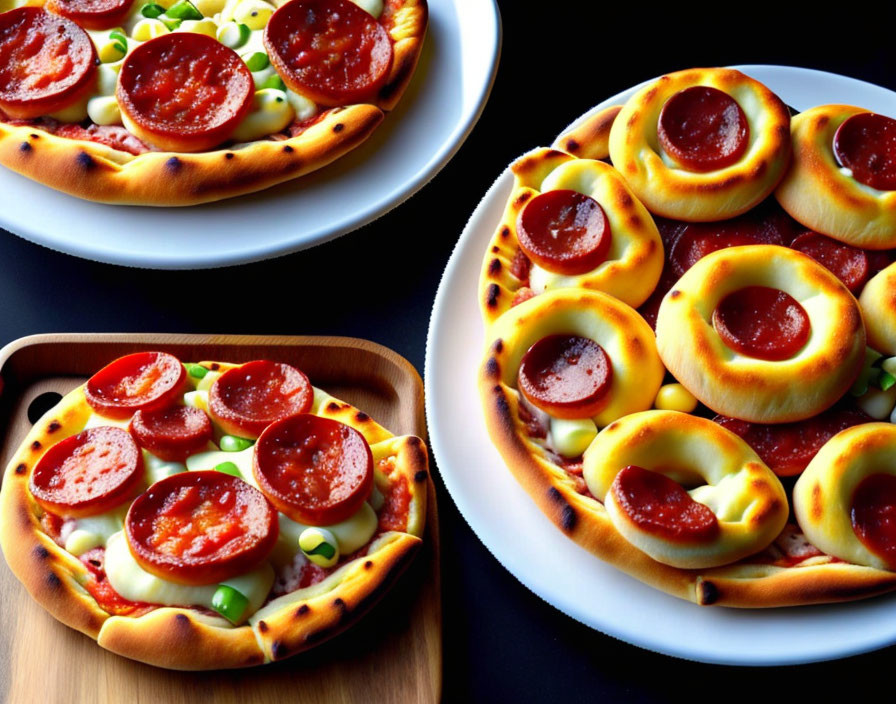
0 366 429 670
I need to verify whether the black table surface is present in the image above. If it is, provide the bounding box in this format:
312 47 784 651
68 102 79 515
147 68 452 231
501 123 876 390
2 3 895 701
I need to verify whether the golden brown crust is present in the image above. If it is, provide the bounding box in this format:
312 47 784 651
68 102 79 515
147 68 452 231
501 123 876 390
0 0 427 205
551 105 622 161
859 262 896 355
775 104 896 249
655 245 865 423
608 67 792 222
0 360 428 670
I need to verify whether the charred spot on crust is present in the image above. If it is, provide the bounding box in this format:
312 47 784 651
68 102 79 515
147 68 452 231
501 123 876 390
210 363 220 370
697 579 720 605
669 289 681 299
166 156 182 172
326 402 341 412
488 258 501 275
500 226 511 239
271 640 289 659
484 356 499 378
486 283 500 309
296 604 310 616
547 488 577 532
30 133 39 139
364 560 373 570
224 152 235 159
174 613 190 626
333 123 345 133
414 470 428 483
564 138 580 153
283 145 294 153
14 463 26 475
333 597 349 623
31 441 41 451
816 114 830 130
493 339 504 354
76 152 95 170
19 141 31 153
257 620 268 632
34 545 50 560
46 572 62 590
355 411 370 423
47 421 61 433
491 245 500 253
514 192 532 207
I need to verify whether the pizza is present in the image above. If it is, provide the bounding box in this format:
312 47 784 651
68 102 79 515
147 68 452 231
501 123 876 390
0 351 428 669
478 66 896 607
0 0 426 205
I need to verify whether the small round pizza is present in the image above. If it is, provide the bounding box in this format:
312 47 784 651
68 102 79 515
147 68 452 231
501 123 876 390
0 352 428 670
775 105 896 249
476 67 896 608
0 0 427 205
607 67 792 222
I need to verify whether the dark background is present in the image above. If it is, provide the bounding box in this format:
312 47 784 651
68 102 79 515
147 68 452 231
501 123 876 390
2 3 896 701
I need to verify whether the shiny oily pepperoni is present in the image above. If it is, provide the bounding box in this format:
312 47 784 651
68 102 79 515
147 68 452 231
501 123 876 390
29 427 143 518
657 86 750 172
264 0 393 106
851 473 896 569
714 408 870 477
610 465 719 543
790 231 870 293
117 33 253 152
713 286 810 361
834 112 896 191
516 190 612 276
85 352 186 420
253 414 373 526
130 405 213 463
517 335 613 419
209 360 313 439
126 470 278 586
0 7 98 120
46 0 134 30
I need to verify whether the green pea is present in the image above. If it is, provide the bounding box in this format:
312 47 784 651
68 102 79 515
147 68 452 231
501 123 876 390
220 435 253 452
165 0 203 19
880 371 896 391
214 461 242 477
140 3 166 17
109 30 128 54
244 51 270 72
211 584 249 624
184 363 208 379
260 74 286 91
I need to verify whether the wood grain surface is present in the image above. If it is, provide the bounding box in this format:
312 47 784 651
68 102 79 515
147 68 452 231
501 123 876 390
0 334 441 704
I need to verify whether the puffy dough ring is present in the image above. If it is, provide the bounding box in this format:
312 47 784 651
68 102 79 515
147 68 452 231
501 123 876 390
859 262 896 355
775 105 896 249
794 423 896 570
608 67 792 222
479 148 663 328
583 410 788 569
656 244 865 422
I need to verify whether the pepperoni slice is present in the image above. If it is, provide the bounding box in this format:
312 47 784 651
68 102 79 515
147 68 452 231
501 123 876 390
54 123 151 156
264 0 393 107
29 427 143 518
0 8 98 120
517 335 613 419
851 473 896 569
208 360 313 439
253 414 373 525
657 86 749 172
610 465 719 543
126 470 278 585
791 231 869 292
834 112 896 191
46 0 134 30
516 190 612 276
85 352 186 420
117 33 253 153
713 286 810 361
130 405 213 463
714 408 870 477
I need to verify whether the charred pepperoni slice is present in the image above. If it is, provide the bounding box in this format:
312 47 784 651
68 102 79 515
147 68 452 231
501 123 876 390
85 352 186 420
834 112 896 192
253 414 373 525
657 86 749 172
264 0 393 107
714 408 870 477
126 470 278 585
518 335 613 419
29 427 143 518
516 190 612 276
208 360 313 439
46 0 134 30
0 8 98 120
610 465 719 542
790 231 869 292
713 286 810 361
130 405 213 463
851 473 896 569
117 33 253 152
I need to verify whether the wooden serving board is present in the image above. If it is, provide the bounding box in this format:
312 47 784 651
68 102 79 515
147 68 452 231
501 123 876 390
0 334 441 704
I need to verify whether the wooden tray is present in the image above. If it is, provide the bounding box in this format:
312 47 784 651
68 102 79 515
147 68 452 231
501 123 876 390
0 334 441 703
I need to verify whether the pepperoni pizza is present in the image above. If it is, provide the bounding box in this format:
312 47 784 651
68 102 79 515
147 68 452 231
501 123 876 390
0 0 427 205
478 67 896 607
0 352 428 669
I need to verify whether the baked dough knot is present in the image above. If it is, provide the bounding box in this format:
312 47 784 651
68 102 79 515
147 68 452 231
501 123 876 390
481 287 664 429
583 410 788 569
656 244 865 423
775 105 896 249
479 148 663 328
608 67 792 222
794 422 896 571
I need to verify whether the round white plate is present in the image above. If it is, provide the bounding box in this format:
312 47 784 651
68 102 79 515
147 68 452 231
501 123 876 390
0 0 500 270
425 65 896 666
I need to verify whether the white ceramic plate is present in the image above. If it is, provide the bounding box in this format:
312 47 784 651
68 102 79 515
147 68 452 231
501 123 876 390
425 65 896 666
0 0 500 269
